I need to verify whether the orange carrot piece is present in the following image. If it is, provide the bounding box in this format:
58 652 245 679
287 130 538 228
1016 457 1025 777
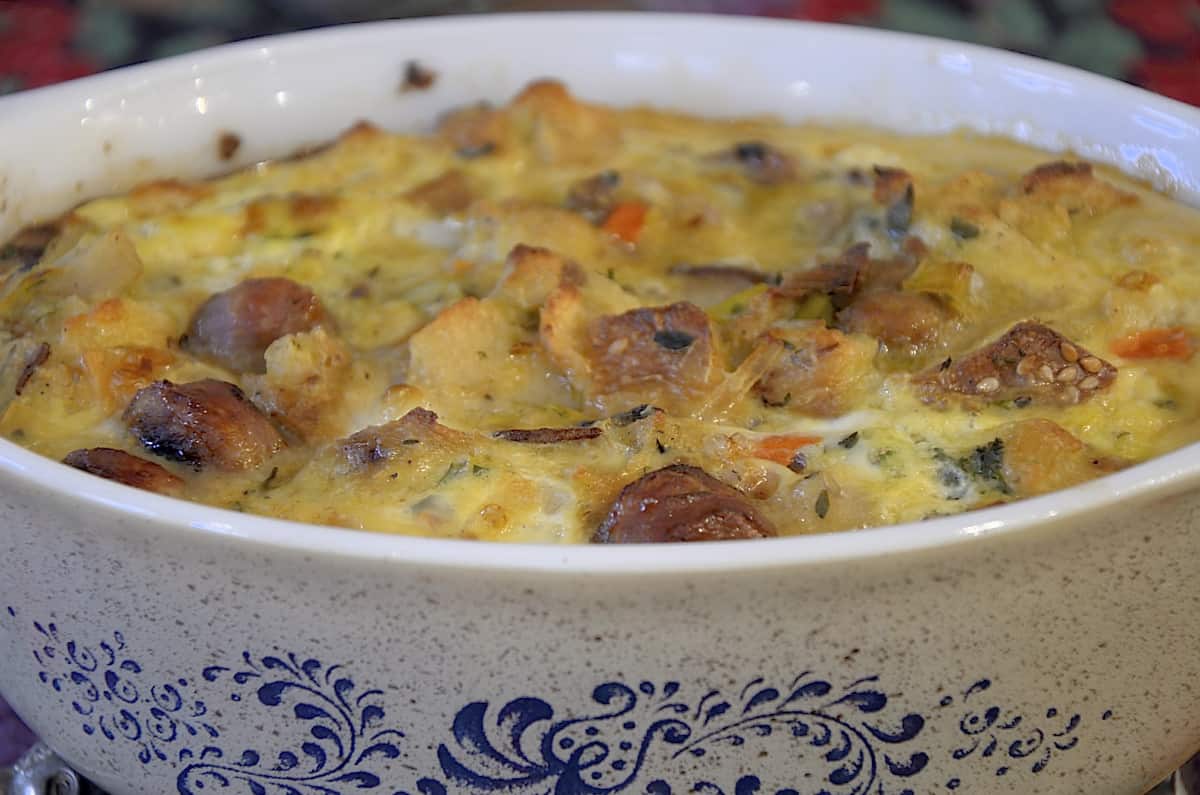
1111 327 1195 360
601 201 648 244
750 434 822 468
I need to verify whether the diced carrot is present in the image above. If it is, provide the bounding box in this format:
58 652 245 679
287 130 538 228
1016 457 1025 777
1110 327 1195 360
750 434 822 468
601 201 648 244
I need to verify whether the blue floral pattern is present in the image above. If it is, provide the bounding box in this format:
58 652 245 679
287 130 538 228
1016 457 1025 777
6 606 1113 795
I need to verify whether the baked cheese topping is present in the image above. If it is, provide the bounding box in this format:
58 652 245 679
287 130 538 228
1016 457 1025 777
2 80 1198 543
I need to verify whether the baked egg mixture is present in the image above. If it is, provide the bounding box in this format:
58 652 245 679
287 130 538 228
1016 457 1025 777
1 80 1198 544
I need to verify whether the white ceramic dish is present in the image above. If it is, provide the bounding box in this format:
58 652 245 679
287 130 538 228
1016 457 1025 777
0 14 1198 795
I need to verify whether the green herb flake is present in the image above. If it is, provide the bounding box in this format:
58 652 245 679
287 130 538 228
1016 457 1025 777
815 489 830 519
838 431 859 449
950 216 980 239
959 438 1010 494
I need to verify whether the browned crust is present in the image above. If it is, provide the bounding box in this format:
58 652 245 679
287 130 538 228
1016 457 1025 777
917 321 1117 406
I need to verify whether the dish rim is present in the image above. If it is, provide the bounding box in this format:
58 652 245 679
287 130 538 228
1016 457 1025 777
1 11 1199 575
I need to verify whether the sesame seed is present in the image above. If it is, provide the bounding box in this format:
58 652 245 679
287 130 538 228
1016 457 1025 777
1080 356 1102 373
1062 386 1080 404
1079 375 1100 390
1016 356 1037 377
1060 342 1079 362
976 376 1001 393
1056 365 1080 383
1038 364 1055 382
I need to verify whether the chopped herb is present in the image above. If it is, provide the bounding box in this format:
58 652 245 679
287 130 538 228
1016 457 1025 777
261 466 279 490
472 464 489 476
960 438 1010 494
1154 398 1178 410
401 438 420 445
389 472 399 480
950 216 980 239
838 431 859 449
815 489 830 519
653 328 695 350
939 357 952 371
733 141 768 162
612 404 655 425
937 460 970 501
457 142 495 159
655 438 667 454
1013 396 1032 408
606 268 616 280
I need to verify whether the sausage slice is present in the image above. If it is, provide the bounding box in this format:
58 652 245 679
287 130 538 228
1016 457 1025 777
63 447 184 495
594 463 777 543
124 379 284 470
182 277 329 373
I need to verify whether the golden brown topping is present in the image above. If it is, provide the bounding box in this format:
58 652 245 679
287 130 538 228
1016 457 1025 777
1020 161 1092 193
754 322 878 417
996 418 1126 497
339 407 467 469
243 193 340 237
437 102 504 158
124 379 285 471
63 447 184 495
836 290 952 353
182 277 330 373
593 463 777 543
918 321 1116 406
493 426 603 444
404 170 474 214
587 302 720 412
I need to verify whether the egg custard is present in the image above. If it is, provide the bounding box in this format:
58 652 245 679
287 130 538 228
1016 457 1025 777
1 80 1198 543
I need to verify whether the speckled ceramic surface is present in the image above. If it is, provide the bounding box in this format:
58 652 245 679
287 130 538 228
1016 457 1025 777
0 15 1199 795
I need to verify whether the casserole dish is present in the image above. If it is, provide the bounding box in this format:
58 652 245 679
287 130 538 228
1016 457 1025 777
0 13 1198 794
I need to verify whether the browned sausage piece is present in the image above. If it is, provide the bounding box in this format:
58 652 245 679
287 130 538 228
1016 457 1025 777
493 427 602 443
124 379 285 470
594 463 777 543
671 263 777 285
63 447 184 495
182 277 329 373
917 321 1117 406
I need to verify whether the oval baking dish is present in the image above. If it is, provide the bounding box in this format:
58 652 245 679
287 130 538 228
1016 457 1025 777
0 14 1198 795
